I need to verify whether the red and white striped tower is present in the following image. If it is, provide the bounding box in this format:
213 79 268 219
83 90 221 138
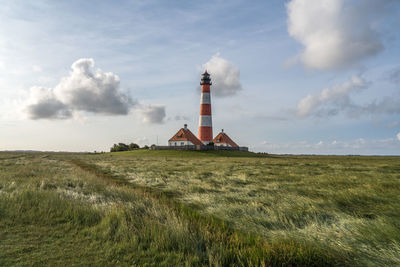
198 70 213 144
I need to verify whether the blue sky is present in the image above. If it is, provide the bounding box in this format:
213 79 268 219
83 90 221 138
1 0 400 154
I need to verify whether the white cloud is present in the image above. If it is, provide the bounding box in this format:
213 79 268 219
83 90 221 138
202 54 242 97
297 75 400 118
297 76 366 117
138 104 166 124
24 58 135 119
55 58 134 114
397 133 400 141
24 86 71 119
23 58 167 124
286 0 395 70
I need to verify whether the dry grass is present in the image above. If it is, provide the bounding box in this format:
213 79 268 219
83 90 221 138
78 151 400 266
1 151 399 266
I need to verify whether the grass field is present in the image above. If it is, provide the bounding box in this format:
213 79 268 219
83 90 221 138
0 151 399 266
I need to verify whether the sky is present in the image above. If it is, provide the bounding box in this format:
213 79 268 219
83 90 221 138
1 0 400 154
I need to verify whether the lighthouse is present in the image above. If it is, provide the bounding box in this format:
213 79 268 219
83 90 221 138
165 70 247 151
198 70 213 144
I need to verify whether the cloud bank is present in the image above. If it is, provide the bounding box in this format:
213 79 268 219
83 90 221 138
202 54 242 97
297 76 367 117
286 0 395 70
24 58 166 123
297 76 400 118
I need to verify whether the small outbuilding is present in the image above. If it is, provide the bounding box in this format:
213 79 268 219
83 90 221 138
213 129 239 148
168 124 203 146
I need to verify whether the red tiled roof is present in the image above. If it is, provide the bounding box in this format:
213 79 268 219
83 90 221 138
213 132 239 147
169 127 203 146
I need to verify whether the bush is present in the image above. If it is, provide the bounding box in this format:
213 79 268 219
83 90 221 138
110 143 140 152
129 143 140 150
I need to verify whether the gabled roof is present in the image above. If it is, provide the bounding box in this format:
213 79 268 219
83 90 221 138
169 127 203 146
213 131 239 147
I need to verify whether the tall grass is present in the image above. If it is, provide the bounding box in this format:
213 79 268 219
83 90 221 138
76 151 400 266
1 151 399 265
0 152 348 266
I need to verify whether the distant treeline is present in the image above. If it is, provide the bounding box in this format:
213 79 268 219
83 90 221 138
110 143 150 152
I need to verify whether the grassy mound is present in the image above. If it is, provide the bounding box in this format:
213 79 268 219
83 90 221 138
108 149 264 158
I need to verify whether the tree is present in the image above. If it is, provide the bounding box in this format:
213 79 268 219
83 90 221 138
110 142 140 152
110 143 130 152
118 143 130 151
110 144 118 152
129 143 140 150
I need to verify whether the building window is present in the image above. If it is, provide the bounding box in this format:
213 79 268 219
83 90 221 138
181 142 184 146
175 142 177 146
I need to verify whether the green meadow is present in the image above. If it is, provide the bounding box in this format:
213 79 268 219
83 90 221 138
0 151 399 266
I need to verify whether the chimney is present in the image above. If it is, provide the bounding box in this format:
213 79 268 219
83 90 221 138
184 124 187 130
198 70 213 144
